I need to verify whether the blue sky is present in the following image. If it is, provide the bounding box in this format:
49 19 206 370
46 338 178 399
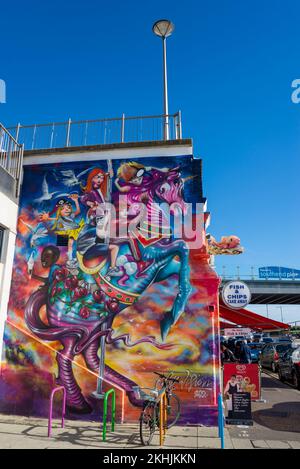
1 0 300 322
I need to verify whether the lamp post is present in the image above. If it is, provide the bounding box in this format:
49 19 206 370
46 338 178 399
276 306 284 323
152 19 175 141
266 304 269 319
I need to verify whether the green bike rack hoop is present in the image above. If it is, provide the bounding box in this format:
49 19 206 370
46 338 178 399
102 388 116 441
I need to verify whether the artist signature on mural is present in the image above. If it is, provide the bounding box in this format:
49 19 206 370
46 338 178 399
158 369 213 393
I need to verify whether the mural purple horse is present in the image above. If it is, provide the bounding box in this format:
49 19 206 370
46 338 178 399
24 163 193 413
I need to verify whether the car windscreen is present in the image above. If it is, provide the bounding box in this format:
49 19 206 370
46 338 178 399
275 344 292 353
249 344 263 349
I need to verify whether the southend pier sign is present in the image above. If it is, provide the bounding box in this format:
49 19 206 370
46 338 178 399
222 281 251 309
259 266 300 280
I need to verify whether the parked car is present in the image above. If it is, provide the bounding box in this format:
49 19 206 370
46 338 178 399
248 342 264 363
277 336 292 342
260 342 293 372
252 333 262 342
234 336 246 342
277 347 300 389
261 337 273 344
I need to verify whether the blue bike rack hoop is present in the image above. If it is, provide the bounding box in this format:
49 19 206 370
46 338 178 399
218 393 225 449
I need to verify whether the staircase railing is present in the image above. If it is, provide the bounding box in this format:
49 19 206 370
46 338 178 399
0 123 24 196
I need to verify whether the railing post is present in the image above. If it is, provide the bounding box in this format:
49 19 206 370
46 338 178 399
50 124 55 148
16 144 24 198
65 118 72 147
174 114 178 140
14 124 21 172
31 125 37 150
7 137 12 174
0 126 4 169
121 113 125 143
15 123 21 142
177 110 182 139
102 388 116 441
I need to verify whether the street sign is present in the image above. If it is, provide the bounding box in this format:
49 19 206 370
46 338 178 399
222 281 251 309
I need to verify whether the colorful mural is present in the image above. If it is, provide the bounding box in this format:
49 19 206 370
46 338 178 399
206 234 244 255
0 155 220 424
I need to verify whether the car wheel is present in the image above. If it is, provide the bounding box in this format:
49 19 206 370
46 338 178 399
292 372 300 390
278 368 284 382
271 362 277 373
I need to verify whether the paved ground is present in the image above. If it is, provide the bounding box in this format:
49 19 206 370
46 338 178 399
0 372 299 449
227 372 300 449
0 414 229 449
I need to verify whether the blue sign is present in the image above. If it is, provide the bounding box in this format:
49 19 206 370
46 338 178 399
259 266 300 280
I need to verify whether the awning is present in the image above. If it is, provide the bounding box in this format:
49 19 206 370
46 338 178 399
219 320 236 330
219 300 289 331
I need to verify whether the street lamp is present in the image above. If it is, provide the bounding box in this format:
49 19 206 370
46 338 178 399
152 19 175 141
276 306 284 323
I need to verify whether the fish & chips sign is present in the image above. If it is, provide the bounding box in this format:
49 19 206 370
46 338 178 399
222 281 251 309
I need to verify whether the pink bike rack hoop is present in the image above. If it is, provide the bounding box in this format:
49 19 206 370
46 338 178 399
48 385 67 437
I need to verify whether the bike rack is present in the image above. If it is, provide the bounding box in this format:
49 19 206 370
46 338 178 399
218 392 225 449
102 388 116 441
48 385 66 437
159 391 167 446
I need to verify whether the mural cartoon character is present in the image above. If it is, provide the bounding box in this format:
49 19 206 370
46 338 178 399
79 167 124 279
38 194 84 268
114 161 169 200
24 162 192 414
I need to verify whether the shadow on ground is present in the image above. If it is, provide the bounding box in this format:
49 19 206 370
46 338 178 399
252 402 300 433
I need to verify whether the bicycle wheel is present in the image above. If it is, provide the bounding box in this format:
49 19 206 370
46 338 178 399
139 401 157 445
166 393 181 428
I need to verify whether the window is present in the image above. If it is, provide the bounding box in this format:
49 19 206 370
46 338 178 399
277 344 292 354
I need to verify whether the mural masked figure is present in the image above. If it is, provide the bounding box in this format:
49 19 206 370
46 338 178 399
23 162 192 414
38 195 84 268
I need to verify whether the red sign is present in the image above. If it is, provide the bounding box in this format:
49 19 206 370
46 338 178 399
223 363 260 401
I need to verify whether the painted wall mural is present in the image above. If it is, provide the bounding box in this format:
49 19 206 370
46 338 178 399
0 155 220 425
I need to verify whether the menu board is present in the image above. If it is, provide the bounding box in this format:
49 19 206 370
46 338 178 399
226 392 253 425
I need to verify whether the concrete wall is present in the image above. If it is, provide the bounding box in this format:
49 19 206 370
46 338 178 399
0 190 18 360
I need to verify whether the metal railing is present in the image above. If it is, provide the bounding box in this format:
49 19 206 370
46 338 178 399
9 112 183 151
217 265 300 281
0 123 24 196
